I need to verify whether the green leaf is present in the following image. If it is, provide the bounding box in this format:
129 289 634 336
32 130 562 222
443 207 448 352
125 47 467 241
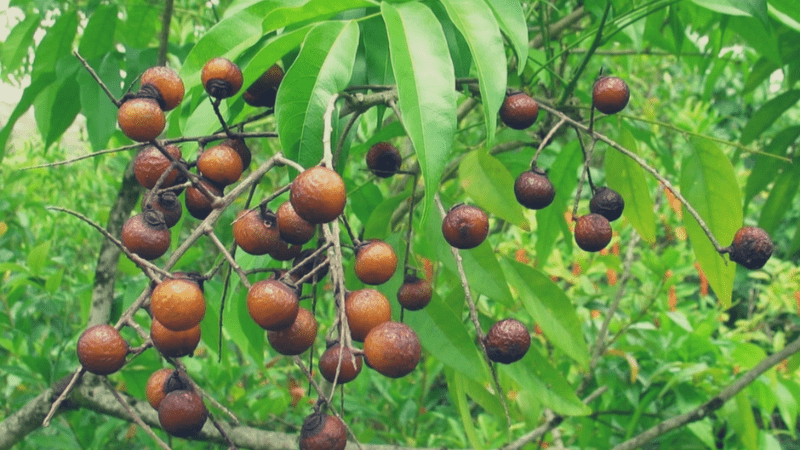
275 21 360 168
78 53 122 150
771 0 800 32
500 258 590 368
362 16 395 86
43 74 82 150
118 0 160 48
757 158 800 234
439 0 506 143
744 126 800 205
446 369 487 450
741 90 800 145
609 128 657 244
1 14 40 75
743 57 779 95
383 1 457 224
263 0 377 34
27 241 51 277
730 15 780 65
728 392 759 450
535 141 582 262
78 5 117 60
484 0 528 74
0 72 57 164
239 25 314 100
31 10 78 79
459 150 528 230
680 139 741 307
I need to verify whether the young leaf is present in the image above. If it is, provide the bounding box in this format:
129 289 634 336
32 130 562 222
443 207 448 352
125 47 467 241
610 128 657 244
1 14 40 75
459 149 528 230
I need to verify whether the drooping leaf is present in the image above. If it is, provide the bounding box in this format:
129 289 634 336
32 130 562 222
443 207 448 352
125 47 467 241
743 126 800 206
0 72 57 164
362 16 395 86
78 53 123 150
484 0 528 74
78 5 118 60
609 128 657 243
429 2 472 79
446 369 487 450
459 149 528 230
43 74 82 150
239 25 314 103
1 14 40 75
31 10 78 79
757 159 800 235
740 90 800 145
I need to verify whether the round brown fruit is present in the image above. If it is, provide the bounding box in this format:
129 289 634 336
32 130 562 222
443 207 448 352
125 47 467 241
299 412 347 450
574 214 612 252
76 324 129 375
243 64 284 108
118 98 165 142
151 318 201 358
290 166 346 224
363 321 421 378
197 144 243 186
499 92 539 130
140 66 185 111
345 289 391 342
151 278 206 332
366 142 402 178
269 239 303 261
442 204 489 249
397 274 433 311
201 57 243 99
354 240 398 286
143 191 182 228
134 145 183 190
145 368 173 410
483 318 531 364
223 136 251 170
514 168 555 210
233 208 281 256
592 76 630 115
185 179 223 220
267 307 318 355
589 187 625 222
728 226 773 270
158 390 208 438
121 210 171 260
276 201 315 245
247 279 299 331
318 343 363 384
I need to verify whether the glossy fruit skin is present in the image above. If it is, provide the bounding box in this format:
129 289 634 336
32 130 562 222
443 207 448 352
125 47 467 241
729 226 773 270
158 390 208 438
247 279 299 331
442 204 489 249
243 64 284 108
77 324 129 375
233 209 281 256
592 76 630 115
299 412 347 450
354 240 398 285
364 321 421 378
145 368 173 410
267 307 318 355
514 168 555 210
121 211 171 260
574 214 612 252
151 278 206 332
483 318 531 364
366 142 402 178
118 98 165 142
143 191 183 228
276 201 316 245
318 343 362 384
197 144 243 186
345 289 392 342
397 274 433 311
590 187 625 222
134 145 183 190
151 319 201 358
201 57 243 99
185 179 223 220
499 92 539 130
290 166 347 224
140 66 185 111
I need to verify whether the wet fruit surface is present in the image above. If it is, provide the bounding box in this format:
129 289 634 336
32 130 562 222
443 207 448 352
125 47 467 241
345 289 392 342
514 168 556 210
276 201 315 245
354 240 398 286
592 76 630 115
247 279 299 331
77 324 129 375
158 390 208 438
117 98 165 142
364 321 421 378
483 318 531 364
151 278 206 332
574 214 612 252
290 166 346 224
442 204 489 249
499 92 539 130
729 226 773 270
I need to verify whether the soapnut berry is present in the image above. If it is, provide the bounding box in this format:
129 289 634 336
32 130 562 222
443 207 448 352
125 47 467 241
247 279 299 331
514 167 556 210
574 213 612 252
290 166 346 224
276 201 316 245
145 368 173 410
158 390 208 438
299 412 348 450
499 91 539 130
223 136 251 170
143 191 182 228
366 142 402 178
76 324 129 375
483 318 531 364
185 179 223 220
728 226 773 270
197 143 243 186
354 240 398 285
134 145 184 190
590 187 625 222
150 318 201 358
397 274 433 311
592 76 630 115
292 249 329 284
345 289 392 342
201 57 243 99
442 204 489 249
269 239 303 261
363 321 421 378
121 210 171 260
318 343 363 384
267 307 318 355
118 97 165 142
243 64 284 108
233 208 281 256
140 66 185 111
151 278 206 332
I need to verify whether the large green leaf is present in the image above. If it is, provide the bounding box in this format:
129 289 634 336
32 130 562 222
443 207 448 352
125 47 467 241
439 0 506 143
118 0 160 48
78 5 117 60
239 25 314 103
1 14 40 75
744 126 800 206
0 72 56 164
459 149 529 230
362 16 395 86
771 0 800 32
500 258 589 368
446 369 487 450
78 54 122 150
730 16 780 65
680 139 741 307
383 2 457 223
740 90 800 145
757 158 800 234
484 0 528 74
609 128 657 244
263 0 377 34
275 21 360 168
31 10 78 79
43 74 82 150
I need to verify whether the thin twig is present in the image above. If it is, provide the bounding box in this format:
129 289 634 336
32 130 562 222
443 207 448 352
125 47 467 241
103 378 172 450
73 50 121 107
532 118 567 165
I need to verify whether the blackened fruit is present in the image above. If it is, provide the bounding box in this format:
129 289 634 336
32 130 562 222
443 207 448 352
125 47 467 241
276 201 315 245
499 92 539 130
121 210 171 260
76 324 129 376
134 145 183 190
197 144 243 186
267 307 318 355
318 343 362 384
158 390 208 438
354 240 398 285
592 77 630 115
514 168 555 210
118 98 165 142
345 289 391 342
442 204 489 249
483 318 530 364
728 226 773 270
574 214 612 252
233 209 281 256
185 179 223 220
143 191 182 228
589 187 625 222
140 66 185 111
290 166 347 224
299 412 347 450
243 64 284 108
363 321 421 378
150 319 201 358
201 57 243 99
247 279 299 331
366 142 402 178
397 274 433 311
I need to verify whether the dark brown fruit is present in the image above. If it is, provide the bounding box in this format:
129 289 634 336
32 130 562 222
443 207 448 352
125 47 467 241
197 144 243 186
276 201 316 245
151 318 201 358
366 142 402 178
233 209 281 256
345 289 391 342
185 179 223 220
134 145 183 190
514 168 555 210
499 92 539 130
118 98 165 142
121 210 171 260
267 307 318 355
442 204 489 249
318 343 363 384
247 279 299 331
140 66 185 111
143 191 182 228
483 318 531 364
158 390 208 438
201 57 243 99
243 64 284 108
590 187 625 222
291 249 329 284
354 240 398 286
363 321 421 378
145 368 173 410
269 239 303 261
290 166 346 224
592 76 630 115
299 412 347 450
397 274 433 311
574 214 612 252
223 136 251 170
77 324 129 375
728 226 773 270
151 278 206 332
